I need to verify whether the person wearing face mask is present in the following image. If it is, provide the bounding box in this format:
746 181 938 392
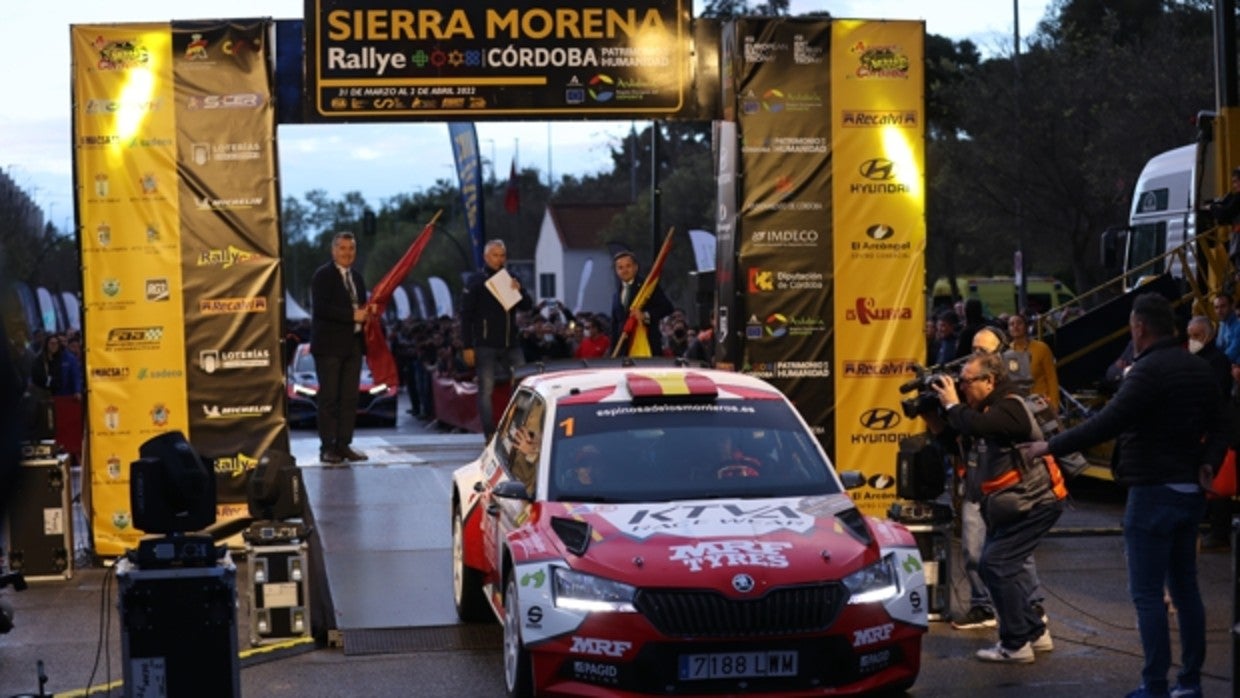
1186 315 1231 397
1187 314 1240 551
535 320 571 360
573 318 611 359
1025 293 1227 697
663 319 692 358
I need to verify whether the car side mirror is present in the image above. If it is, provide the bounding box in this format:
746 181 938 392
838 470 866 490
492 480 533 502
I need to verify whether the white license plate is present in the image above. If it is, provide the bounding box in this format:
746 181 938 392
678 651 798 681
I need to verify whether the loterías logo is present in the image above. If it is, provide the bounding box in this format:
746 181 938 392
846 297 912 325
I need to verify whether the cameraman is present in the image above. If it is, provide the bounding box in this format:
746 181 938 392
930 351 1063 663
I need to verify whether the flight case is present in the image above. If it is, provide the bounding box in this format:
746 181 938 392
1 444 72 580
117 554 240 698
245 540 311 645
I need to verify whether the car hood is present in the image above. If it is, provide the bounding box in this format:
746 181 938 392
515 494 882 589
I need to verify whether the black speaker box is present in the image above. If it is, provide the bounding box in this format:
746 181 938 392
896 433 946 501
247 450 304 521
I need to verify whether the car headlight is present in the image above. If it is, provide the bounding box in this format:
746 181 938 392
842 554 899 604
552 567 638 613
293 384 317 397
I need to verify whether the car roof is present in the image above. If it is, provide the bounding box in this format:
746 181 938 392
519 366 786 405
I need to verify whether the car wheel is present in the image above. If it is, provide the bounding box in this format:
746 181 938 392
452 504 489 622
503 572 533 698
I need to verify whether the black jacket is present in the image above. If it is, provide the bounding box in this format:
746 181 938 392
610 274 673 356
310 262 367 357
460 266 533 350
1048 336 1228 486
943 378 1035 502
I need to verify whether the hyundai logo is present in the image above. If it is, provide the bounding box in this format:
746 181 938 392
732 574 755 593
859 158 896 181
860 408 901 431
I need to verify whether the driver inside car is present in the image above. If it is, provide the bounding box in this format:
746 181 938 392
716 433 764 479
569 444 608 486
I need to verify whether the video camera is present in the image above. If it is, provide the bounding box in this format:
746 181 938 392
898 355 970 419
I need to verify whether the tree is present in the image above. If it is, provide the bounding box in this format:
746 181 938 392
928 1 1214 294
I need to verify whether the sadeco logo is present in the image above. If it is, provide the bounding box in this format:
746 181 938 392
588 74 615 102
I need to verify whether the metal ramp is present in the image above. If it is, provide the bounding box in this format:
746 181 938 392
291 432 499 656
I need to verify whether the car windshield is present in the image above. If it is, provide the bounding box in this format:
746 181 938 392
547 398 840 503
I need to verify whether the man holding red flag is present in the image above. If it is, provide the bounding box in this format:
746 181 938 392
610 248 673 358
310 231 371 464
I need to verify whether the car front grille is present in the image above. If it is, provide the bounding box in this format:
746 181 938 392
634 583 846 637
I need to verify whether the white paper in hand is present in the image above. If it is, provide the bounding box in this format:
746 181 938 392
485 268 522 310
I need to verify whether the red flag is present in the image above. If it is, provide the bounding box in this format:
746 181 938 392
504 159 520 214
363 212 440 388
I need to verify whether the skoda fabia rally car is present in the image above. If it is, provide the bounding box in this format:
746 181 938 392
451 366 927 697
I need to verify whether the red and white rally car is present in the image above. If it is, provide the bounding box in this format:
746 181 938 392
451 366 927 697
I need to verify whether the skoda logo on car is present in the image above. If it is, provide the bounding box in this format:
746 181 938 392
732 573 755 593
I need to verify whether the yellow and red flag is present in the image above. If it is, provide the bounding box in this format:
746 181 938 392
364 211 440 387
615 227 675 357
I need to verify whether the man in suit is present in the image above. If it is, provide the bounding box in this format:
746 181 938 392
610 250 673 357
310 231 371 464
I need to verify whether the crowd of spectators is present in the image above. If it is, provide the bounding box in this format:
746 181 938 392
376 300 718 422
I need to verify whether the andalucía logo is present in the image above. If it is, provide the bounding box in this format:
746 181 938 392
588 74 615 101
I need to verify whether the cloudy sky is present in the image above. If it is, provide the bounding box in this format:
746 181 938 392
0 0 1050 232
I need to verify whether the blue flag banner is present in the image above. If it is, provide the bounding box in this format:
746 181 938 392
447 122 485 270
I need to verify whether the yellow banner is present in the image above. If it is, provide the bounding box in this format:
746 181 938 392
73 24 188 554
830 20 926 515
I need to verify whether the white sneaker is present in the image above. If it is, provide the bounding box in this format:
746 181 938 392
976 641 1035 663
1031 629 1054 652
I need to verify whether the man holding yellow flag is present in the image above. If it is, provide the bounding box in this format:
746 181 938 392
610 243 674 358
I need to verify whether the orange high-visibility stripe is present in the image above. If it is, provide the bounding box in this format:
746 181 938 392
1045 456 1069 500
981 469 1020 495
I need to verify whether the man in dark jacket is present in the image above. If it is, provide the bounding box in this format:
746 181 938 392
310 231 370 464
931 351 1062 664
1027 293 1227 698
460 239 533 440
610 250 672 357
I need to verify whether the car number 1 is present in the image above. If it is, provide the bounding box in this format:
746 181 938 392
678 651 798 681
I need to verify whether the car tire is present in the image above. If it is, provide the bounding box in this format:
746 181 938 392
503 572 534 698
452 504 489 623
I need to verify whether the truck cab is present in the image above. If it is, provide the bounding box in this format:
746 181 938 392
1111 144 1200 291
